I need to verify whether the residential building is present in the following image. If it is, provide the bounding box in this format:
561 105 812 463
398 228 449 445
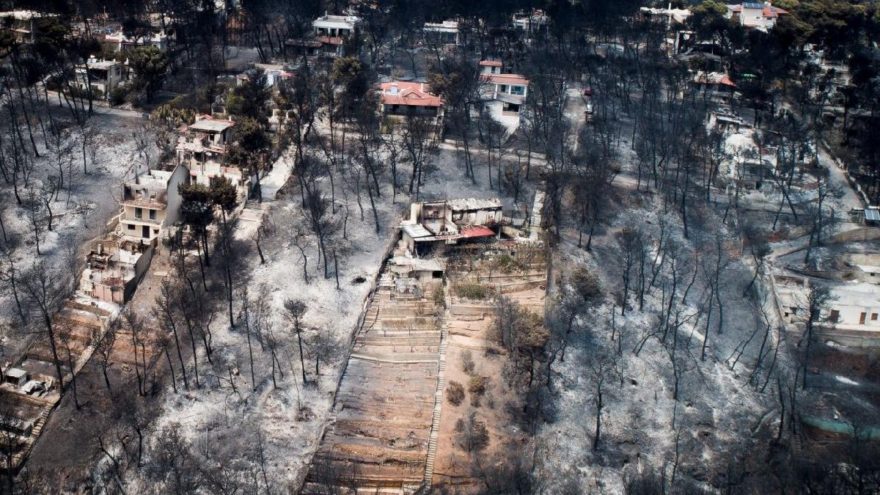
177 116 235 168
177 116 249 192
511 9 549 33
818 282 880 340
639 6 692 25
480 72 529 113
313 13 359 38
692 71 736 99
312 13 360 56
423 20 459 45
253 63 294 87
726 2 788 31
118 163 188 244
80 237 154 303
479 59 503 75
400 198 502 255
284 38 322 58
103 30 169 52
75 57 125 98
0 10 56 43
378 81 443 120
844 253 880 285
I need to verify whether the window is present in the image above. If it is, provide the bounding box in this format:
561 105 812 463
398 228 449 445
149 209 157 220
860 312 867 325
127 224 135 231
510 85 525 96
829 309 840 323
872 313 878 321
500 84 508 93
135 207 142 219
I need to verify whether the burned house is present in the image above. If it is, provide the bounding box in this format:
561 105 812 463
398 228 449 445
0 10 57 43
103 30 169 52
119 163 188 244
311 13 360 56
74 57 126 99
177 116 247 193
80 237 154 304
817 282 880 347
423 20 460 46
400 199 502 255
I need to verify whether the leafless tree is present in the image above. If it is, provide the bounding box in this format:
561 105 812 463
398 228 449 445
93 321 118 392
155 279 189 390
284 298 308 385
21 261 70 389
799 283 831 389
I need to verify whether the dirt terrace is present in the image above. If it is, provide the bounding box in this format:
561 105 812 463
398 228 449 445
1 300 111 473
304 270 443 493
304 242 547 493
432 244 547 491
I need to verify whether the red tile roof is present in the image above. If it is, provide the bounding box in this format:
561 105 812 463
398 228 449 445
317 35 344 46
460 226 496 238
481 73 529 86
378 81 443 107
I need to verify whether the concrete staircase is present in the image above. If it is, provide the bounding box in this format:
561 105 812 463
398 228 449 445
423 291 451 485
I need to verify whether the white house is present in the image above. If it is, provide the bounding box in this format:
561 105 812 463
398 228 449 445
479 59 503 75
104 31 169 52
312 13 359 38
119 164 189 244
75 57 125 98
511 9 549 33
809 282 880 347
177 116 235 167
310 14 359 56
0 10 56 43
726 2 788 30
480 72 529 112
423 20 460 45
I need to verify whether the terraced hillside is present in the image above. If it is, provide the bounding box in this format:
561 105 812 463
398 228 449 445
304 269 443 493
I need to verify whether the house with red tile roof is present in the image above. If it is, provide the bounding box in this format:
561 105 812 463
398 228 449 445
479 59 503 75
378 81 444 120
480 72 529 112
726 2 788 30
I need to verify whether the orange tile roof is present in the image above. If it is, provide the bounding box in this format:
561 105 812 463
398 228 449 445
378 81 443 107
317 35 344 45
481 73 529 86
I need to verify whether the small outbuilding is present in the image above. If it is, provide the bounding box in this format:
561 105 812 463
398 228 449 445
4 368 28 388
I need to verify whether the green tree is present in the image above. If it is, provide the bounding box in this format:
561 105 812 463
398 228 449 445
690 0 735 46
226 117 270 200
130 46 169 102
226 68 269 121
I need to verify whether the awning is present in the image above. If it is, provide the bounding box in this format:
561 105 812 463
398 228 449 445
460 226 495 238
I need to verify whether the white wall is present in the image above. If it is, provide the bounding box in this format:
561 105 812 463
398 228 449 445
164 164 189 227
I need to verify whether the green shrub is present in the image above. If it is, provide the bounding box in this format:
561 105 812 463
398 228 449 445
455 283 490 300
109 86 127 106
